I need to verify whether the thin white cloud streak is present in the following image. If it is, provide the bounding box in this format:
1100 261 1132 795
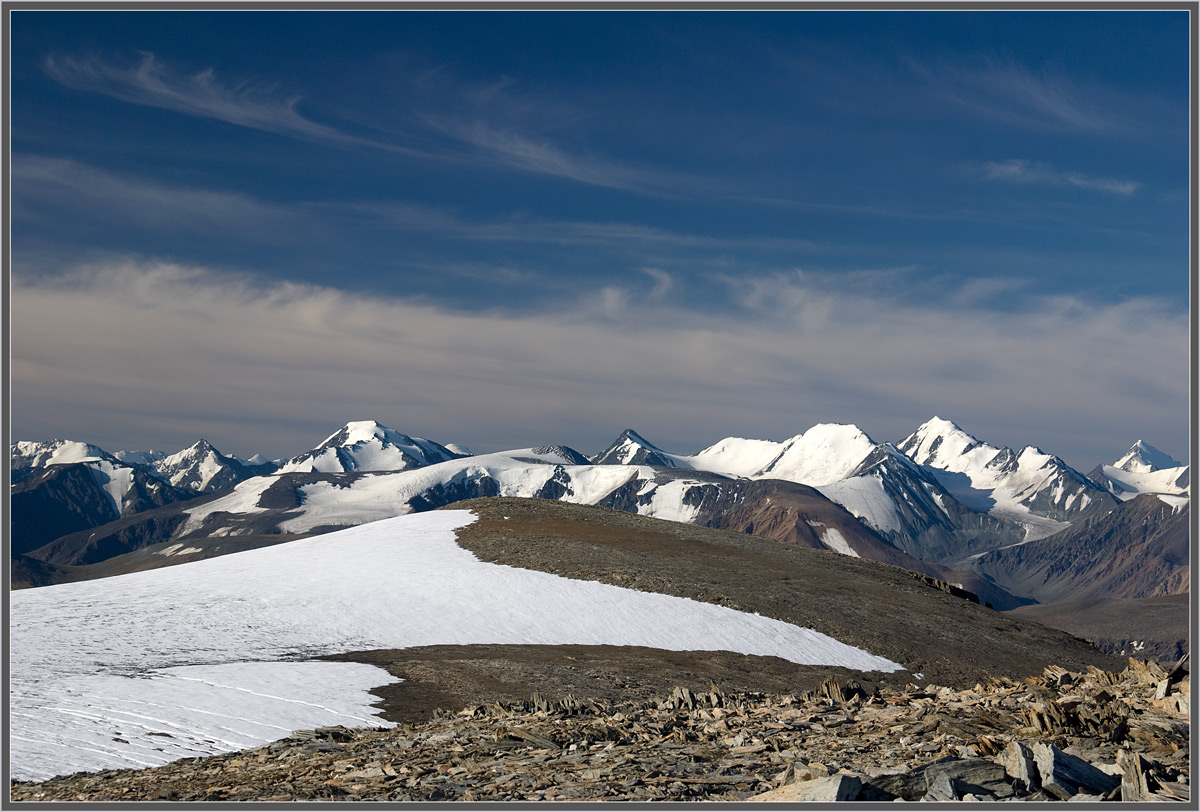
43 52 381 148
12 156 318 241
10 260 1187 468
911 57 1177 137
42 51 687 194
977 159 1142 196
425 118 666 194
325 200 832 254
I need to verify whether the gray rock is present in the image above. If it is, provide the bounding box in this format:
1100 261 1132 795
998 740 1038 792
748 772 863 802
922 772 960 801
1032 742 1120 800
926 759 1012 800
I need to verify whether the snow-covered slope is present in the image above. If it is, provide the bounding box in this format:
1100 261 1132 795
180 447 642 536
897 417 1113 539
682 436 785 478
10 439 121 483
755 423 878 487
10 510 901 780
112 448 167 467
276 420 462 474
1088 441 1189 502
816 443 1024 564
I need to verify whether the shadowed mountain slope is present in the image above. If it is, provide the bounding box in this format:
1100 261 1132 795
969 494 1189 605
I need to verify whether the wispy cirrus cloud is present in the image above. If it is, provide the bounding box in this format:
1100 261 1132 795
41 51 690 195
975 159 1142 195
43 52 383 149
426 118 667 194
12 154 319 240
912 57 1182 137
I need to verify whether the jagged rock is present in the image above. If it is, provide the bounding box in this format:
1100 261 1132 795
999 739 1039 792
1118 750 1153 801
749 772 862 802
925 759 1013 799
1032 742 1120 800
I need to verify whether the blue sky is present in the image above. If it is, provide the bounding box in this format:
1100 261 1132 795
8 9 1192 469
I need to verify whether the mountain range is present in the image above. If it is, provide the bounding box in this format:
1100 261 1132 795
11 417 1187 613
8 416 1190 785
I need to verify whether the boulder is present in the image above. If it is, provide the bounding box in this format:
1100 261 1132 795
748 772 862 802
1032 742 1120 800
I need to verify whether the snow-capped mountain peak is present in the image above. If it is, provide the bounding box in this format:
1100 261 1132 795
897 417 985 468
319 420 394 448
155 439 248 492
1114 440 1182 474
1088 441 1189 502
896 418 1112 535
277 421 461 474
756 423 879 487
591 429 679 467
11 439 118 471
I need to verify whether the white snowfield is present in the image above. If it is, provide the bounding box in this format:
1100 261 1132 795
683 436 786 478
1096 464 1190 501
9 510 902 782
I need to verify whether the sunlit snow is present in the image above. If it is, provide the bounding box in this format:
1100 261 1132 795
11 510 901 781
1095 463 1189 502
756 424 877 487
819 527 859 557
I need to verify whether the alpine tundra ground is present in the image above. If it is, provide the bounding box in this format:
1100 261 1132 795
325 497 1120 724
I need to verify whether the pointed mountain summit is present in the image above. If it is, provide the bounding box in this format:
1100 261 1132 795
897 417 1113 535
154 439 268 493
591 429 680 467
1114 440 1183 473
276 420 462 474
896 416 983 469
1088 441 1189 502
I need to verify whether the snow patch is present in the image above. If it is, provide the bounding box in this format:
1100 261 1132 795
11 510 902 780
820 528 859 558
818 476 904 535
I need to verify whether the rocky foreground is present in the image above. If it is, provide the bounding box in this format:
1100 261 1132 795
11 656 1189 803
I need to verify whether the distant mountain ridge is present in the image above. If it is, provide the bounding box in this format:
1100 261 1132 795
1088 440 1190 502
276 420 462 474
11 416 1188 613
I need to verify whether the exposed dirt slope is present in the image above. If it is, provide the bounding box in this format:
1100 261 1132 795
1007 594 1190 663
397 498 1122 690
